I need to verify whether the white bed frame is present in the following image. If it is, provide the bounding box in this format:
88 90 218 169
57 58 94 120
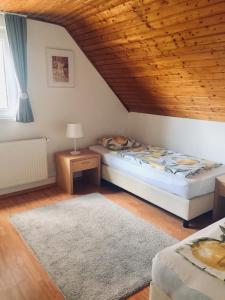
102 164 214 226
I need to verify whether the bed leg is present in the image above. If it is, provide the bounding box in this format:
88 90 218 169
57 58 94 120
183 220 189 228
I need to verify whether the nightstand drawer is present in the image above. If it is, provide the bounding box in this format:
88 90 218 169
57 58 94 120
71 157 98 172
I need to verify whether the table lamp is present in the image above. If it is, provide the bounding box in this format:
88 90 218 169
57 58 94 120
66 123 84 155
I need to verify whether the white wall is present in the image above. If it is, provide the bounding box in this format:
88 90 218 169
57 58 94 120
2 17 224 181
127 112 225 164
0 18 127 177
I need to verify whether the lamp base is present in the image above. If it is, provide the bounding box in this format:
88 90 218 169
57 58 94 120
70 150 80 155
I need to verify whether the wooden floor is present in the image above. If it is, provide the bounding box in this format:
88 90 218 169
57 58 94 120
0 181 212 300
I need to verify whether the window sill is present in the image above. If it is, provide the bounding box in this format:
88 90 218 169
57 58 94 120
0 115 16 121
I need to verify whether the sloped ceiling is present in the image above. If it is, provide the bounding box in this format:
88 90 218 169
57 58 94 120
1 0 225 121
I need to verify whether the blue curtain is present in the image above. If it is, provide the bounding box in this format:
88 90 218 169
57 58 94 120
4 14 34 123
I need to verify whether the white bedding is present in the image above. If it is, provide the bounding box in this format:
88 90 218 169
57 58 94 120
90 145 225 199
152 218 225 300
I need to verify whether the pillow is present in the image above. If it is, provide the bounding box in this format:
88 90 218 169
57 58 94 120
98 136 141 151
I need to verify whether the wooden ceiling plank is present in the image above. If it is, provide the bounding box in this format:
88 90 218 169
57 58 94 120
0 0 225 121
63 0 161 27
83 31 225 60
74 12 225 51
54 0 135 25
68 0 224 37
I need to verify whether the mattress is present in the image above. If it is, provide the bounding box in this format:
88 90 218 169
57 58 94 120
152 218 225 300
89 145 225 199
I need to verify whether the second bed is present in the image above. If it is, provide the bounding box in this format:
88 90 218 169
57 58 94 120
90 145 225 226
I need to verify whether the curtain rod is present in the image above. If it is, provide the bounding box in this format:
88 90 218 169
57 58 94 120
0 11 27 17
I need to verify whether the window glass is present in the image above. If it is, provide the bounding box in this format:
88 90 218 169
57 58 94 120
0 26 19 119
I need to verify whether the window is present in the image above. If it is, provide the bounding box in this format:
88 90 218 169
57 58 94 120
0 25 18 119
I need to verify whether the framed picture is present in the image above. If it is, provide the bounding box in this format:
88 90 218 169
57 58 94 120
46 48 74 87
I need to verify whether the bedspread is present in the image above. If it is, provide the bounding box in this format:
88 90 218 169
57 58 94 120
152 219 225 300
116 146 221 178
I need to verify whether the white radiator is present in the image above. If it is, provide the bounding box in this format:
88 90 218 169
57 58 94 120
0 138 48 189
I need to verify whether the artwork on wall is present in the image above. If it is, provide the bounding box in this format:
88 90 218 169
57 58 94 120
46 48 74 87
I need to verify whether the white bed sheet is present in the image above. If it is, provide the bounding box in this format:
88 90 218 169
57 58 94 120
89 145 225 199
152 218 225 300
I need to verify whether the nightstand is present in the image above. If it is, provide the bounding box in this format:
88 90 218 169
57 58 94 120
213 174 225 221
55 149 101 194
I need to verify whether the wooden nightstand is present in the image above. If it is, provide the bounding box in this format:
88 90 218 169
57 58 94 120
213 174 225 221
55 149 101 194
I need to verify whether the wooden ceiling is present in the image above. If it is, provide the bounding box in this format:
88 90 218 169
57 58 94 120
1 0 225 121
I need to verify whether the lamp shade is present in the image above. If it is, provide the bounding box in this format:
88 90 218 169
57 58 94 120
66 123 83 139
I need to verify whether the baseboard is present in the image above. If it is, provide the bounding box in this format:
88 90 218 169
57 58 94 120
0 177 56 196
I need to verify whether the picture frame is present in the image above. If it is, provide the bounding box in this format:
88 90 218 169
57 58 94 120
46 48 74 87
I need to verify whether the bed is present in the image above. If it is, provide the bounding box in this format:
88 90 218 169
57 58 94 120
89 144 225 227
150 217 225 300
